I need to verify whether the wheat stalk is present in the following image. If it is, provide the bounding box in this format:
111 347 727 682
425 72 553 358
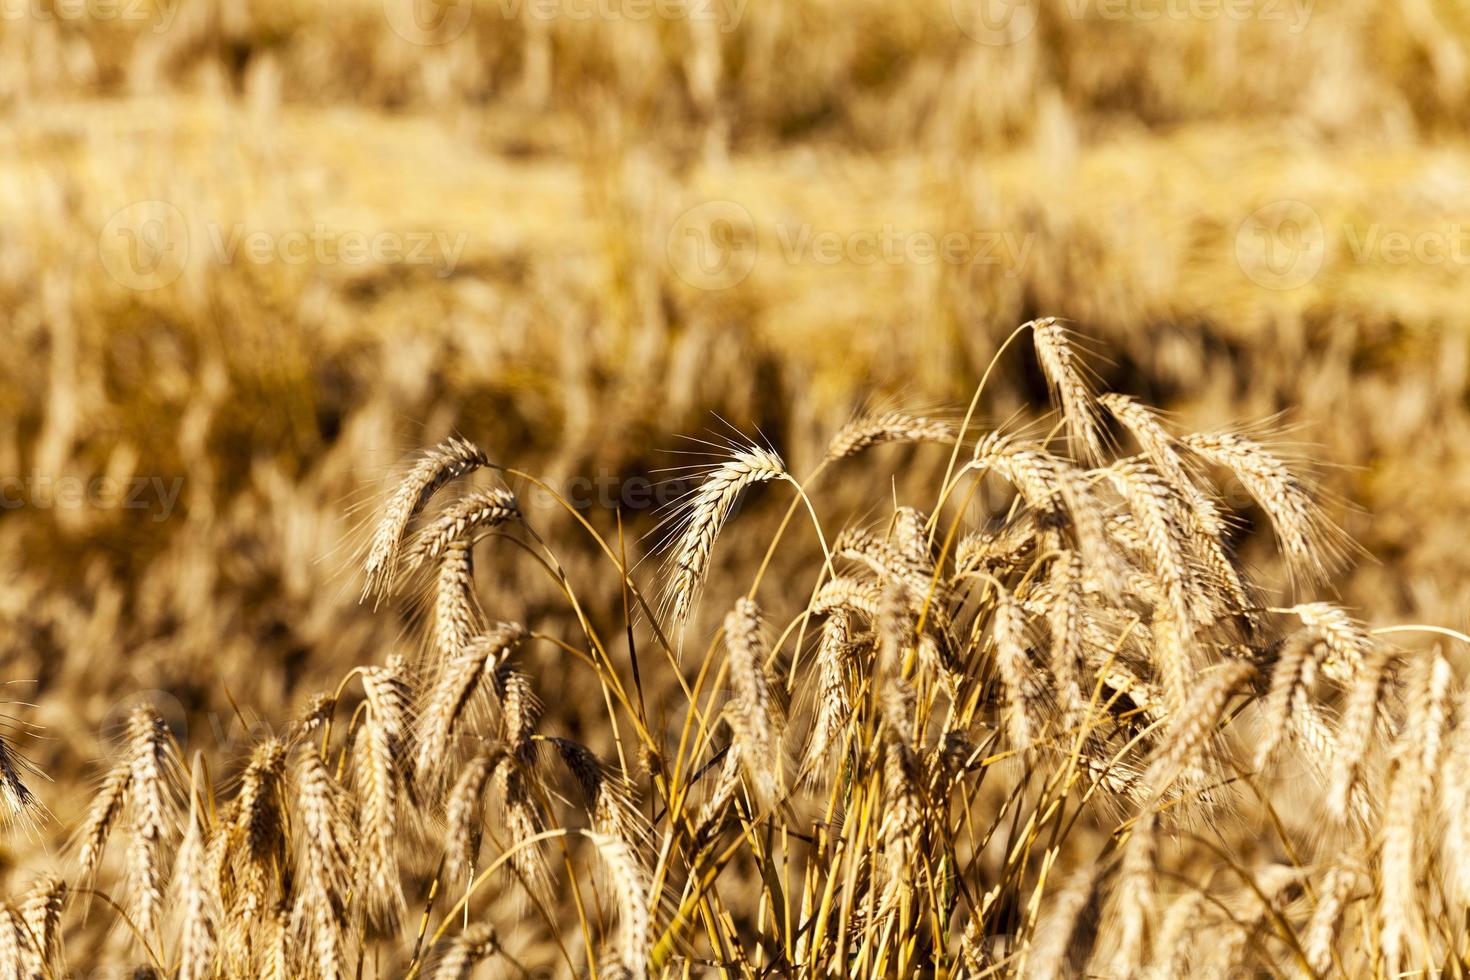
432 540 484 664
826 411 955 460
1031 318 1106 463
801 609 856 787
992 586 1044 751
721 598 784 811
356 656 415 929
173 768 216 980
416 622 526 795
433 923 501 980
77 761 130 882
444 746 500 886
18 875 65 979
546 737 647 847
1329 645 1394 822
292 745 351 978
585 831 651 971
125 706 176 945
404 487 521 571
662 446 787 632
1180 430 1343 588
363 437 490 602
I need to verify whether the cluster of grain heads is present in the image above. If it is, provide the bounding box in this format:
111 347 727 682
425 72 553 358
0 875 68 979
30 324 1470 975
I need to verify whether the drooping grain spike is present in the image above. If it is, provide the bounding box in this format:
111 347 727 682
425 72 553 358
363 437 490 602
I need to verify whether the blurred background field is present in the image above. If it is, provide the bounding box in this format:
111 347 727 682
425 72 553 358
3 0 1470 958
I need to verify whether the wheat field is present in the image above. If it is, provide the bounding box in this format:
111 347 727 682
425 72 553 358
5 0 1470 976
